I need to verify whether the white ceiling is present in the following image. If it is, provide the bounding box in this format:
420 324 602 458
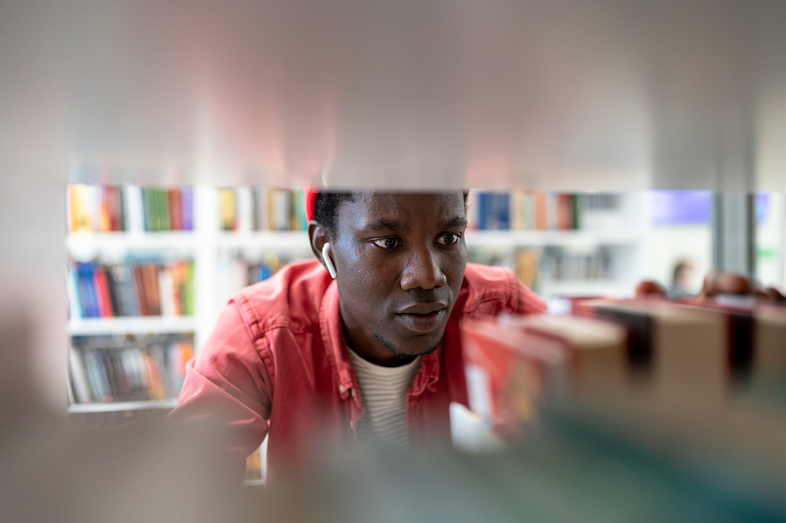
2 0 786 190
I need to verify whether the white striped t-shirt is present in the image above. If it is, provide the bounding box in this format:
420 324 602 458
348 348 422 449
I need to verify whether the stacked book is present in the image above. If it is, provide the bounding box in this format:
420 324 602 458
67 184 194 233
68 259 195 319
219 187 308 232
68 334 194 404
462 297 786 434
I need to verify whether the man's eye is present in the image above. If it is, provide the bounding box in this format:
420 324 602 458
373 238 400 249
437 233 460 246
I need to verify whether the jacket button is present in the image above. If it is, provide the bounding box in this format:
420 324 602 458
339 384 345 394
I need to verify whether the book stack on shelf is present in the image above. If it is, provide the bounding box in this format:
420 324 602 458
539 246 615 282
66 182 202 415
462 296 786 435
219 187 308 232
467 191 612 232
68 258 195 319
68 184 194 233
69 333 194 409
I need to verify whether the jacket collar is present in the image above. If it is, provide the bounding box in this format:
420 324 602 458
319 281 442 405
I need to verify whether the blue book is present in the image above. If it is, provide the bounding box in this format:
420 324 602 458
478 193 488 230
490 193 511 230
76 262 99 318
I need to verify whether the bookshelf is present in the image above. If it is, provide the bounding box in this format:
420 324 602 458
65 185 648 414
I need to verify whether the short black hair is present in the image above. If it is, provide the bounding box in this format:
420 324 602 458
314 191 356 240
314 190 470 240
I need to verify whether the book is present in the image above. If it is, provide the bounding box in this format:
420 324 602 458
461 314 627 436
169 188 182 231
267 189 291 231
123 185 145 234
69 346 91 404
576 300 727 407
181 186 194 231
236 186 253 232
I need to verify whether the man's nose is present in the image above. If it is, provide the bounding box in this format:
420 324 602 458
400 245 447 291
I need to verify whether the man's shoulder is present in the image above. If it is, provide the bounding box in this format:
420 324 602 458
232 258 332 334
458 263 546 316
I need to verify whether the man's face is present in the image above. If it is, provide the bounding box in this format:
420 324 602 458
331 192 467 361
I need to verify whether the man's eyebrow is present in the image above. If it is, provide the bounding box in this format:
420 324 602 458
363 218 410 232
440 216 468 229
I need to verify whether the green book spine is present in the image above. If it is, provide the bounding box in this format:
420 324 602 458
160 188 171 231
155 189 164 232
143 188 153 232
572 195 581 230
149 188 158 232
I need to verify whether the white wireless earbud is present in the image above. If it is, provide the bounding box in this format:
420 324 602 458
322 242 337 279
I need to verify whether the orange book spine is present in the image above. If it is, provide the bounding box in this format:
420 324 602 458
169 189 182 231
534 192 547 231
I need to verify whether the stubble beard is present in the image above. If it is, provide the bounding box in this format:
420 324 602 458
373 332 442 360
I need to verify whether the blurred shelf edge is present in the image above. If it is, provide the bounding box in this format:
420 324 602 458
68 316 196 335
215 231 311 250
68 399 178 413
464 230 641 248
67 232 197 252
539 280 633 297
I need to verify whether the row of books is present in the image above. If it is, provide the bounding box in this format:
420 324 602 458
68 184 194 233
540 247 615 281
68 259 194 319
462 296 786 437
219 187 308 232
69 334 194 404
467 191 616 231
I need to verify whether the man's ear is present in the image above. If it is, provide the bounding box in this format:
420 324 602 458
308 220 330 271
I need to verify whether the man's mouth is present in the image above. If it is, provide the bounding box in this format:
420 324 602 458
395 303 448 334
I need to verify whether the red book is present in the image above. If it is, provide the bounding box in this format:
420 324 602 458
169 189 182 231
461 314 627 438
93 267 114 318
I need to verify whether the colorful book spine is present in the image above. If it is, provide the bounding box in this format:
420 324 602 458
69 259 195 319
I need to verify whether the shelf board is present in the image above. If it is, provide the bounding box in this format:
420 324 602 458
215 231 311 250
68 316 196 335
67 232 197 252
538 280 633 297
68 399 178 413
465 230 640 248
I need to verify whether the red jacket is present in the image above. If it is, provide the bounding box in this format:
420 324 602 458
171 259 545 476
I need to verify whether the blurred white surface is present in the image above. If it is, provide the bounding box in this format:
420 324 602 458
2 1 786 191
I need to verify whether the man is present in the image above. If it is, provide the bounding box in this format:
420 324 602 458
171 190 545 477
